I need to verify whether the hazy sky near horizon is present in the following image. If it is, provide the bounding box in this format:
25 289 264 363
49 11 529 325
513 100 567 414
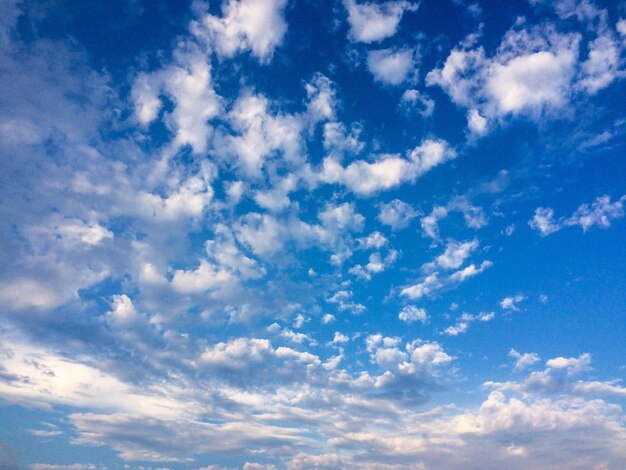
1 0 626 468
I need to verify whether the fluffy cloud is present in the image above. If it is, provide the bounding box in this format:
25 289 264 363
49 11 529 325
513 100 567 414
427 23 583 133
399 89 435 117
398 306 429 324
367 48 416 85
421 196 486 240
530 194 626 236
343 0 417 43
193 0 288 63
487 352 626 398
377 199 418 230
509 348 541 372
132 52 221 153
402 239 492 300
500 294 525 311
443 311 495 336
320 138 456 195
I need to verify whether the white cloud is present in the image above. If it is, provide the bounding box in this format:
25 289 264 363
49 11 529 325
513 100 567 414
425 239 479 271
427 24 583 134
486 43 578 115
194 0 288 63
106 294 140 327
444 321 468 336
444 311 495 336
321 138 456 196
447 260 493 282
350 249 398 280
332 332 350 344
567 194 626 231
343 0 417 43
421 196 486 240
530 194 626 236
398 305 428 324
467 108 488 135
378 199 418 230
487 353 626 398
0 278 64 310
402 241 492 300
293 314 307 329
357 231 388 250
529 207 560 235
509 348 541 372
323 121 364 157
500 294 525 311
399 89 435 117
579 33 622 93
131 73 162 125
171 260 232 294
420 205 448 240
216 92 303 176
367 48 416 85
132 53 221 153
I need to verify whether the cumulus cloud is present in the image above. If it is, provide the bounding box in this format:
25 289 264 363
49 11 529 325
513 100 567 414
530 194 626 236
344 0 417 43
194 0 288 63
421 196 486 240
399 89 435 117
400 240 493 300
3 1 626 468
132 52 221 153
367 48 416 85
487 352 626 398
401 240 492 300
377 199 419 230
500 294 525 311
320 138 456 196
424 239 479 271
443 311 495 336
509 348 541 372
427 23 584 134
398 305 429 324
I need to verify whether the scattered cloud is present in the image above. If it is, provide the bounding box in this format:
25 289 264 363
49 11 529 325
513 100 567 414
343 0 418 43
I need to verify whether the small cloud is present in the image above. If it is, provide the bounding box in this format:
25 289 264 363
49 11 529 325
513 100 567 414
398 306 429 324
500 294 525 311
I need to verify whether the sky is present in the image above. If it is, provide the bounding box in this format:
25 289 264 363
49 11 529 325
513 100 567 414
0 0 625 468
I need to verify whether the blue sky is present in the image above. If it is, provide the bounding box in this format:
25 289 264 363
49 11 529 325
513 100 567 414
1 0 626 468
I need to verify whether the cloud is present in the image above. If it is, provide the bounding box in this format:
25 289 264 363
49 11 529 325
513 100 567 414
193 0 288 63
2 2 626 468
320 138 456 196
398 306 429 324
500 294 525 311
443 311 495 336
427 23 583 134
509 348 541 372
214 92 303 176
399 89 435 117
401 240 492 300
349 249 398 281
487 352 626 398
377 199 419 230
367 48 416 85
421 196 486 240
343 0 417 43
424 239 479 271
579 32 622 94
132 51 221 153
529 194 626 236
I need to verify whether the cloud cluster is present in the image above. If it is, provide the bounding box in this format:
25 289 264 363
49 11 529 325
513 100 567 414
530 194 626 236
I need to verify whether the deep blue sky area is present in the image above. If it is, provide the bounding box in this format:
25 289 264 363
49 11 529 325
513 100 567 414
1 0 625 469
